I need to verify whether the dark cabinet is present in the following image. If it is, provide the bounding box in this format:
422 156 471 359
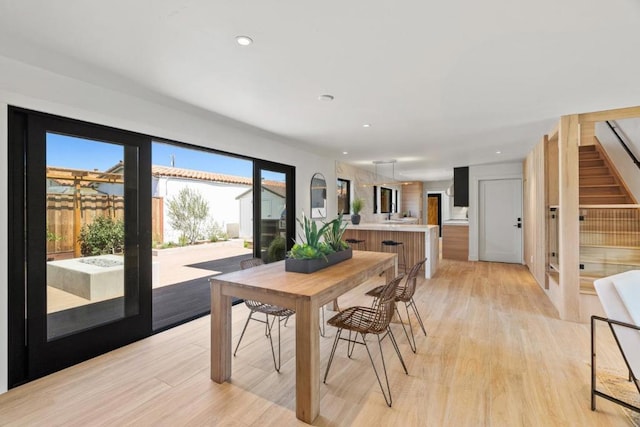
453 166 469 207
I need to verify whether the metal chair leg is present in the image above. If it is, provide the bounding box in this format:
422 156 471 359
347 330 357 358
266 313 283 372
409 297 427 336
319 305 326 337
396 304 417 353
362 333 393 407
234 310 255 356
386 325 409 374
323 328 342 383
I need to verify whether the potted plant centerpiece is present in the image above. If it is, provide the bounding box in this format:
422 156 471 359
351 197 364 225
286 212 353 273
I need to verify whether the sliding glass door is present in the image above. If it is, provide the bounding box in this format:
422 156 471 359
8 108 152 385
255 161 295 261
8 108 296 387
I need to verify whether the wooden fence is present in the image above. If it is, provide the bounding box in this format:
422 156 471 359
46 195 163 255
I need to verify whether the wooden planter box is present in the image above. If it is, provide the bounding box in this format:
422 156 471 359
285 247 353 274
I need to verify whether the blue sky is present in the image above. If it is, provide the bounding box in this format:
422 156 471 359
45 133 270 179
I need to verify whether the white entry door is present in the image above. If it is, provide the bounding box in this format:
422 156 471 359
479 178 522 263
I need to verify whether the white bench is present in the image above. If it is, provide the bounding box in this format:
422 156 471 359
592 270 640 413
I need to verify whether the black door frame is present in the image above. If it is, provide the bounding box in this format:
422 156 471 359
8 107 153 387
253 159 296 255
427 193 442 237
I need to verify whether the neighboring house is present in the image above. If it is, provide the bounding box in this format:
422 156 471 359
152 165 252 242
236 181 287 240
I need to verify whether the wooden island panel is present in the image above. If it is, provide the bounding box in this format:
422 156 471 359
442 224 469 260
343 228 426 272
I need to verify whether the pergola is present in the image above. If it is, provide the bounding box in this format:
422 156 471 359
46 166 124 257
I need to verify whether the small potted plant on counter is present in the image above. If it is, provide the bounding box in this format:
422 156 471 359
286 212 352 273
351 198 364 225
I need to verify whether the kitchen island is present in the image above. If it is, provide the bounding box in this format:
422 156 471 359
343 223 439 278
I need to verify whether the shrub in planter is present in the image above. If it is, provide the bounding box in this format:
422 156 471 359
267 235 287 262
78 215 124 256
351 198 364 225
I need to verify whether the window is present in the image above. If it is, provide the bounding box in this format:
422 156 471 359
337 178 350 214
380 187 392 213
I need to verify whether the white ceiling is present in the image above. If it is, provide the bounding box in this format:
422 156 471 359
1 0 640 180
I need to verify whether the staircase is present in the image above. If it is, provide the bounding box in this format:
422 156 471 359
578 144 640 294
579 145 634 204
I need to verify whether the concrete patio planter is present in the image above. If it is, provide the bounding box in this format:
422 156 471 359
47 254 159 300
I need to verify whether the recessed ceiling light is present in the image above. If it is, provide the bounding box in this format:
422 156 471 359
342 151 349 155
318 94 334 101
235 35 253 46
362 124 371 128
496 150 502 154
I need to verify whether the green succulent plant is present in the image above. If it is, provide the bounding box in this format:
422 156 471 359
323 213 349 252
288 211 348 260
351 198 364 215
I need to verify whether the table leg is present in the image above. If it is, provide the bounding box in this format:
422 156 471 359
295 298 320 423
210 279 232 383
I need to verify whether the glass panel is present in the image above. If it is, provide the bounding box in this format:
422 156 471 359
150 141 254 331
337 179 350 215
46 133 129 340
260 170 287 262
380 187 392 213
310 173 326 219
579 206 640 280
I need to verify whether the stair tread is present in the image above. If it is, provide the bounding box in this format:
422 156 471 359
579 184 622 188
580 244 640 248
580 194 628 198
581 219 639 222
580 259 640 266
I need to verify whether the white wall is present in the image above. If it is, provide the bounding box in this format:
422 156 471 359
596 120 640 202
336 162 401 223
154 177 249 243
0 54 336 393
468 162 523 261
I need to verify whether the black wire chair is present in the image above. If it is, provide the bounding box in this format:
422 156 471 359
234 258 295 372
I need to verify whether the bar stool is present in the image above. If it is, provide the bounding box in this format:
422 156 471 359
345 238 367 251
381 240 406 273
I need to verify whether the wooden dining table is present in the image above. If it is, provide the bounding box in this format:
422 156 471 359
209 250 397 423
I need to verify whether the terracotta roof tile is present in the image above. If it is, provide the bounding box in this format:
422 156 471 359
151 165 286 192
152 165 253 185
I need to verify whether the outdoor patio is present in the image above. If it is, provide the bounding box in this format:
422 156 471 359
47 239 253 314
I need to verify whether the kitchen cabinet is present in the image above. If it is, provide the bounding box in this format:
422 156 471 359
442 222 469 260
453 166 469 207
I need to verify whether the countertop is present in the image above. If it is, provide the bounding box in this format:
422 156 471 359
443 219 469 226
346 223 438 232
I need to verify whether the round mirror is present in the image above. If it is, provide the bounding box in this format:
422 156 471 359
310 173 327 218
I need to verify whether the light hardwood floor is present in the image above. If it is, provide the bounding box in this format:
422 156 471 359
0 260 634 426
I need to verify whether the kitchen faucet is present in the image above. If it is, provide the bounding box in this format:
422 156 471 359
387 203 395 220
